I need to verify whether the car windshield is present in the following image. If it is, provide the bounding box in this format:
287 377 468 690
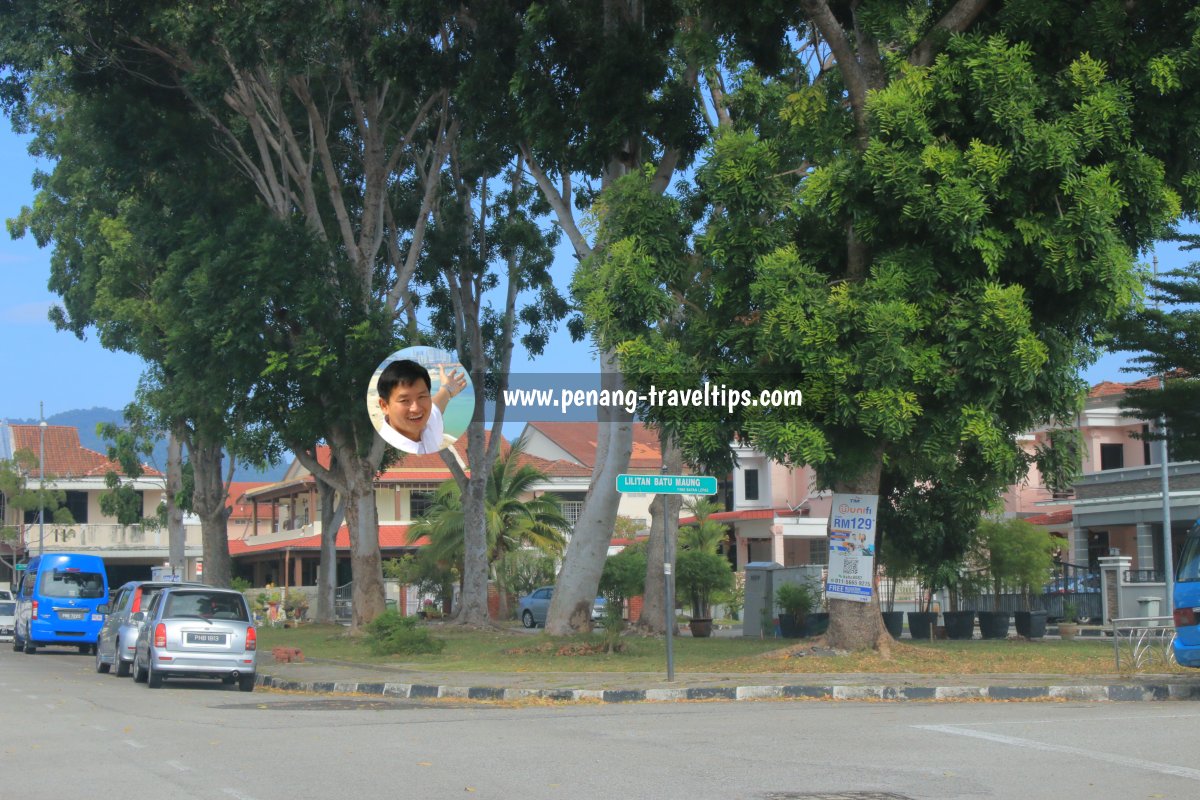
1177 531 1200 583
39 570 106 599
0 601 15 615
164 591 249 621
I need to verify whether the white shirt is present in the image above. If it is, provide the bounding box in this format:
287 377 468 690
381 404 445 455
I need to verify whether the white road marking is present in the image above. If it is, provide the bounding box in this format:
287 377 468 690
914 724 1200 782
165 760 190 772
123 739 147 749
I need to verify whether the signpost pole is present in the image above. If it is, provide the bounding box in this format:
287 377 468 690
662 468 675 681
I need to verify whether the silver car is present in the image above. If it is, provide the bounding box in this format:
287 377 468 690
95 580 206 677
131 586 257 691
517 586 606 628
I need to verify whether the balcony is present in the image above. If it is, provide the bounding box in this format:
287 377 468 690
22 524 203 554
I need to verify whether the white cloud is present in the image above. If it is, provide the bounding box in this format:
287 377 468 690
0 300 55 324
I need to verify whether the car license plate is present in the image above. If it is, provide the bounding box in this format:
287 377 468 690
58 610 85 620
91 614 104 622
187 632 227 645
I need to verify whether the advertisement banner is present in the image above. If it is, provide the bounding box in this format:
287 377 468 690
827 493 879 603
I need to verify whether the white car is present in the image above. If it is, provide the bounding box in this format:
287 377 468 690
0 600 15 642
0 588 13 601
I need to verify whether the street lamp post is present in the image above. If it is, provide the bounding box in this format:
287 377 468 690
38 407 46 558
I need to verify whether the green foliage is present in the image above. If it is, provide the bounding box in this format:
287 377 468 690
775 582 817 619
675 550 734 619
493 549 557 600
382 552 458 610
230 577 251 593
599 547 647 603
0 451 75 556
971 518 1058 604
1109 235 1200 461
363 611 446 656
411 439 570 572
679 498 727 554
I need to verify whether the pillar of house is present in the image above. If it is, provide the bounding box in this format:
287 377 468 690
1072 525 1088 566
293 555 304 587
736 535 749 570
1135 523 1156 574
1098 554 1133 623
770 525 785 565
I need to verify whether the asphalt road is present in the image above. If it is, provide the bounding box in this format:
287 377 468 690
3 643 1200 800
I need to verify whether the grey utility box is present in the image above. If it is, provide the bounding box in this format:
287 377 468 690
743 562 826 637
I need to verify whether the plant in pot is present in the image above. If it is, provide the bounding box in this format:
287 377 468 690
877 535 916 640
675 549 734 638
1058 601 1080 641
971 518 1057 640
775 582 817 638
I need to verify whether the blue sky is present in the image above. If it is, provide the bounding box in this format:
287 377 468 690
1 123 1191 426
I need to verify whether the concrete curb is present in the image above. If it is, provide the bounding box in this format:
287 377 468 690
256 675 1200 704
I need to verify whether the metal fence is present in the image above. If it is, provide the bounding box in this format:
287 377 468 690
961 561 1102 621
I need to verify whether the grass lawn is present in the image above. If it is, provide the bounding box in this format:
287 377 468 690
258 622 1190 676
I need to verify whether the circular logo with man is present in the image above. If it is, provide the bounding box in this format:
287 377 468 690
367 346 471 454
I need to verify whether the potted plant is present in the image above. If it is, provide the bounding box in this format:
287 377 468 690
675 550 734 638
877 535 915 639
971 518 1057 640
284 591 309 622
1058 601 1080 641
775 582 817 638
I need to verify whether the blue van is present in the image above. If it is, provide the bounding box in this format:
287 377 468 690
12 553 109 655
1173 522 1200 668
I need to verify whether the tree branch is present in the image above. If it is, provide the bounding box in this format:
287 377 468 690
800 0 870 148
910 0 992 67
521 144 593 260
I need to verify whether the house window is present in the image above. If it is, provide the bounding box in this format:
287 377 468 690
409 490 435 520
1143 424 1152 466
1100 443 1124 471
744 469 759 501
810 540 829 566
562 501 584 526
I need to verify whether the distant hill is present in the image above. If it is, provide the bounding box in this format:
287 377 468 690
5 407 288 482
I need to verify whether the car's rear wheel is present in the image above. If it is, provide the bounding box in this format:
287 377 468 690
11 635 21 652
147 660 163 689
238 674 256 692
133 653 148 683
522 610 536 629
23 640 36 654
95 649 110 674
115 658 131 678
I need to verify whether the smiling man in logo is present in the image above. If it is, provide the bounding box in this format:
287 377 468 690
376 360 466 454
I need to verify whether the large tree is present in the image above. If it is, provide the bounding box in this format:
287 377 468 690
1 1 463 621
578 0 1199 650
1109 233 1200 460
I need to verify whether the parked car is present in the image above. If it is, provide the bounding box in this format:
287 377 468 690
131 586 257 691
517 586 606 628
95 580 207 677
0 599 15 642
12 553 109 655
1042 573 1100 594
1173 524 1200 668
0 588 14 601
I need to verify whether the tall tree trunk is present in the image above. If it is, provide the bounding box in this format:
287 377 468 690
189 439 232 588
458 425 492 626
314 468 345 625
825 456 889 654
634 432 682 635
166 426 186 578
333 437 385 629
545 351 635 634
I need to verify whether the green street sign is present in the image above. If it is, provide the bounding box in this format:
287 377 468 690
615 473 718 495
14 563 27 570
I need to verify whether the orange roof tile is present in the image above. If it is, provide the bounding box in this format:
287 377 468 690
8 424 161 479
526 422 663 469
1088 376 1165 398
1023 509 1073 526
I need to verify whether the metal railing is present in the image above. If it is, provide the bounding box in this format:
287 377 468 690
1111 616 1176 674
334 580 353 623
1124 569 1165 583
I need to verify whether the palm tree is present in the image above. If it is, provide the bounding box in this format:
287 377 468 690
679 498 727 554
411 439 569 614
